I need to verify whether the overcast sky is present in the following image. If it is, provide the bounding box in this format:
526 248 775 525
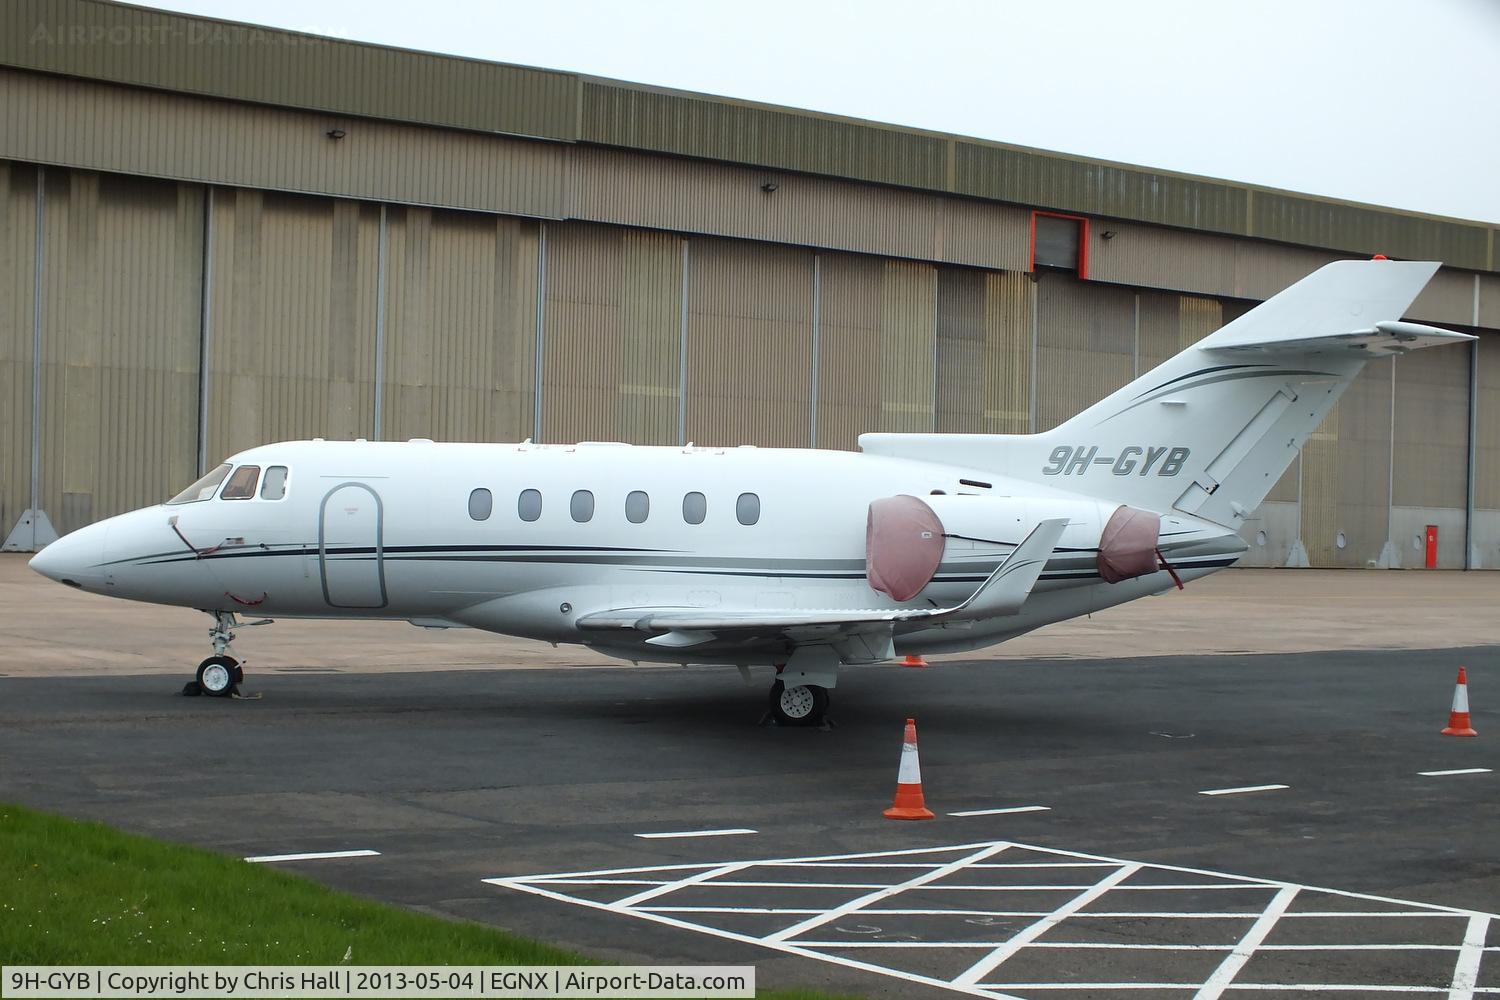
143 0 1500 225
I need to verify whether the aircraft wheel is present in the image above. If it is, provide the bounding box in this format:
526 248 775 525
769 680 828 727
196 655 239 698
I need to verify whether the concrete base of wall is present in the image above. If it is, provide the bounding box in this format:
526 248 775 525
1 509 58 552
1390 507 1467 569
1236 501 1300 567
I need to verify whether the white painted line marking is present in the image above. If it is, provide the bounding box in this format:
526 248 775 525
980 985 1487 993
244 849 380 863
635 828 757 839
949 805 1052 817
1196 884 1299 999
612 861 757 909
487 839 1500 999
1449 914 1490 1000
1420 768 1493 777
954 863 1142 986
766 843 1011 944
1199 783 1290 796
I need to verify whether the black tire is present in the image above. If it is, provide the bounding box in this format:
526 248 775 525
196 655 238 698
768 679 829 727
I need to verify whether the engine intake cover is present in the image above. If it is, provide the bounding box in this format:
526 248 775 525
866 495 944 601
1098 504 1161 583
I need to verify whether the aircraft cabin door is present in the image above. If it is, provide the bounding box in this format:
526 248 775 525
319 483 387 608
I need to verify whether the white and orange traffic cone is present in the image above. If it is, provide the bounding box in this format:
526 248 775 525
901 655 929 668
884 718 935 820
1442 666 1478 737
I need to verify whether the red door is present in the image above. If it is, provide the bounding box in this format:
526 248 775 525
1425 525 1439 569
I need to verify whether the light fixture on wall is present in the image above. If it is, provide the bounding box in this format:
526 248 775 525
1101 230 1117 240
760 181 778 194
325 128 347 140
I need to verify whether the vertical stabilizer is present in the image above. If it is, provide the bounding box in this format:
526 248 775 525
861 260 1473 527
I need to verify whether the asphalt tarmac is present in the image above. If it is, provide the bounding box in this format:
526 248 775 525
2 648 1497 998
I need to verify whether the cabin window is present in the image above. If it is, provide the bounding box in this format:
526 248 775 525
682 492 706 525
260 466 289 500
167 464 231 504
571 489 595 523
625 490 649 524
517 489 542 522
220 465 261 500
736 492 761 526
468 488 493 521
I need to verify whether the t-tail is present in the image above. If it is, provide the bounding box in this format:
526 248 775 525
862 260 1474 527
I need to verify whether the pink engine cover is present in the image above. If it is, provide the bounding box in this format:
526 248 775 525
866 495 945 601
1097 505 1162 583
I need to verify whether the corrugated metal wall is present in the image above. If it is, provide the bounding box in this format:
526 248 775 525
934 267 1034 435
0 161 37 537
6 3 1495 275
879 260 938 434
204 188 371 461
0 68 568 221
1300 362 1392 568
3 161 1494 575
685 237 815 447
1392 348 1470 512
2 0 578 140
37 169 200 531
580 82 948 191
381 208 537 443
567 147 1030 272
814 252 883 451
1476 336 1500 512
1033 274 1136 432
542 222 681 445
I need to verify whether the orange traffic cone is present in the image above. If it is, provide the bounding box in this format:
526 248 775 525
1442 666 1478 737
884 718 935 820
902 655 929 668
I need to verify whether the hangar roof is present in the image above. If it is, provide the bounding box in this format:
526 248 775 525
4 0 1495 272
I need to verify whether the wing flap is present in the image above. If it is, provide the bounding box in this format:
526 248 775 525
576 518 1069 639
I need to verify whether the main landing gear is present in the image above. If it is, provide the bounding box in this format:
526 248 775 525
768 679 830 727
183 611 269 698
762 647 841 728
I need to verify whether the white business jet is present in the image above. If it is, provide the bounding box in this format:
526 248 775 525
30 259 1471 724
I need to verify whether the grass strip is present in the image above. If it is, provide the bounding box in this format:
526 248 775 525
0 802 856 999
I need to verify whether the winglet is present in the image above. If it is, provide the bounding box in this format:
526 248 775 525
939 517 1069 620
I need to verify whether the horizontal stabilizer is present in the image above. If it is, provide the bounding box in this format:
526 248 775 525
1209 319 1475 358
577 518 1070 639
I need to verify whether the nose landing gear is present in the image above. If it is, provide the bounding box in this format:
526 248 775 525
183 610 270 698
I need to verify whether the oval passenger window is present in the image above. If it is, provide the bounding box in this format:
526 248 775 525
468 488 493 521
571 490 595 523
625 490 649 524
736 492 760 526
518 489 542 522
682 492 706 525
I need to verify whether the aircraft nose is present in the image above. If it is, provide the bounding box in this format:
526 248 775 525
28 521 108 589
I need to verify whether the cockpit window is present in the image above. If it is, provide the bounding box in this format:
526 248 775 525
166 464 231 505
260 466 289 500
220 465 261 500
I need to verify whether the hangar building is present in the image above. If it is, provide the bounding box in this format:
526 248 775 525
2 0 1498 569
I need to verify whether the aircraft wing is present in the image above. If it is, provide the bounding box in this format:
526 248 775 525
576 518 1068 648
